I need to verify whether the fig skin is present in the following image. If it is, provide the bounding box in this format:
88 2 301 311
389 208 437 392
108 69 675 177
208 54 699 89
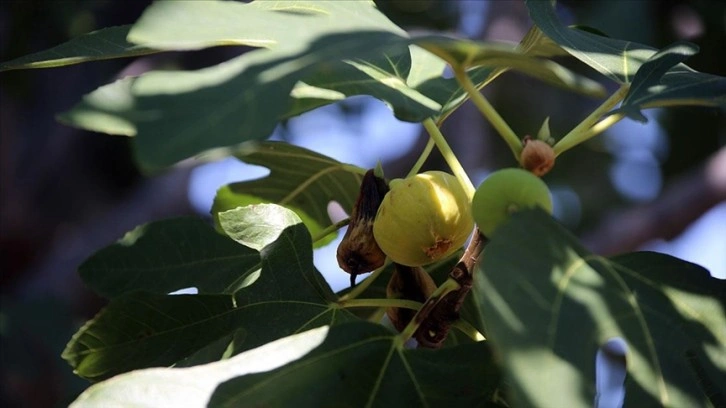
373 171 474 267
472 168 553 237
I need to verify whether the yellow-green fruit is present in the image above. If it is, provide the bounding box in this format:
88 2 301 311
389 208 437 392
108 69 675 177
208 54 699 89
373 171 474 267
472 168 553 237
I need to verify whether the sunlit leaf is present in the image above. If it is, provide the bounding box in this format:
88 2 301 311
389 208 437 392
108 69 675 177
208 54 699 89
63 205 357 381
127 0 406 51
209 322 501 407
473 209 726 408
212 142 364 247
56 76 138 136
69 326 331 407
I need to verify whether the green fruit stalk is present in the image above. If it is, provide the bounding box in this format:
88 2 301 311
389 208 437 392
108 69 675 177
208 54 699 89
373 171 474 267
472 168 553 237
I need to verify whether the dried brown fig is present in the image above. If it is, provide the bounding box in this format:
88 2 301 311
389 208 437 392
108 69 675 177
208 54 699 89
337 169 389 286
521 138 555 176
386 263 437 333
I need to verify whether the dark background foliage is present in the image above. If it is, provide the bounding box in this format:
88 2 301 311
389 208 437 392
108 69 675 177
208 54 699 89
0 1 723 406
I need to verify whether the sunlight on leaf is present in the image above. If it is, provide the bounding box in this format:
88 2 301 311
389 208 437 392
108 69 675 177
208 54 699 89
209 322 501 407
56 76 138 136
219 203 303 252
212 142 364 247
63 205 356 381
69 326 330 408
474 209 726 408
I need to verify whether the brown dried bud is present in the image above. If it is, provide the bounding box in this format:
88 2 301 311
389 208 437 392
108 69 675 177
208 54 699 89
337 169 389 286
521 138 555 176
386 263 437 333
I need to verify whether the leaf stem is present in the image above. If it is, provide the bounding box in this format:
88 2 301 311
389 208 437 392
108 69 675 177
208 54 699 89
422 119 475 198
338 298 422 310
338 262 389 301
396 278 461 344
453 66 522 162
368 306 387 323
406 137 436 178
311 218 349 244
451 319 486 341
576 113 626 146
553 84 629 156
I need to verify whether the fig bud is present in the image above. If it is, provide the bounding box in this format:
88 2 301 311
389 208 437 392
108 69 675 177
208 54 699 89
521 138 555 176
472 168 553 237
386 263 437 333
373 171 474 267
337 169 389 286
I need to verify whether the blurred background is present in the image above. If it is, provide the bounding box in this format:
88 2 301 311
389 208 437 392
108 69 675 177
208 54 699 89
1 0 724 406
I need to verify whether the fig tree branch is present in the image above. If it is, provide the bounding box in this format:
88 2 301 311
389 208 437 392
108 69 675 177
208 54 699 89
582 146 726 255
414 230 487 348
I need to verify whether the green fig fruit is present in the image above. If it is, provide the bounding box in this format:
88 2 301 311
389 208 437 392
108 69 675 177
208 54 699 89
472 168 552 237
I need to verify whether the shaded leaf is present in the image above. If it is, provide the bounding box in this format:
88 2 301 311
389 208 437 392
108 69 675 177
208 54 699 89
0 25 156 72
79 217 259 298
50 0 411 172
69 326 331 407
473 209 726 408
62 293 241 382
134 31 414 172
518 25 570 59
289 46 446 123
53 1 609 171
56 76 138 136
526 0 658 84
613 42 726 121
212 142 364 247
209 322 500 407
63 205 358 381
413 35 605 99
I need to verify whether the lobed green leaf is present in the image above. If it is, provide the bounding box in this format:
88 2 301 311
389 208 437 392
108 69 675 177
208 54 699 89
209 323 501 407
612 42 726 121
63 205 357 381
525 0 658 84
69 326 333 407
0 25 156 72
473 209 726 408
78 217 259 298
212 142 364 247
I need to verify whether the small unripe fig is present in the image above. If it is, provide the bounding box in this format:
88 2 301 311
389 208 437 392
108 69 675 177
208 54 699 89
373 171 474 267
521 138 555 176
472 168 553 237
